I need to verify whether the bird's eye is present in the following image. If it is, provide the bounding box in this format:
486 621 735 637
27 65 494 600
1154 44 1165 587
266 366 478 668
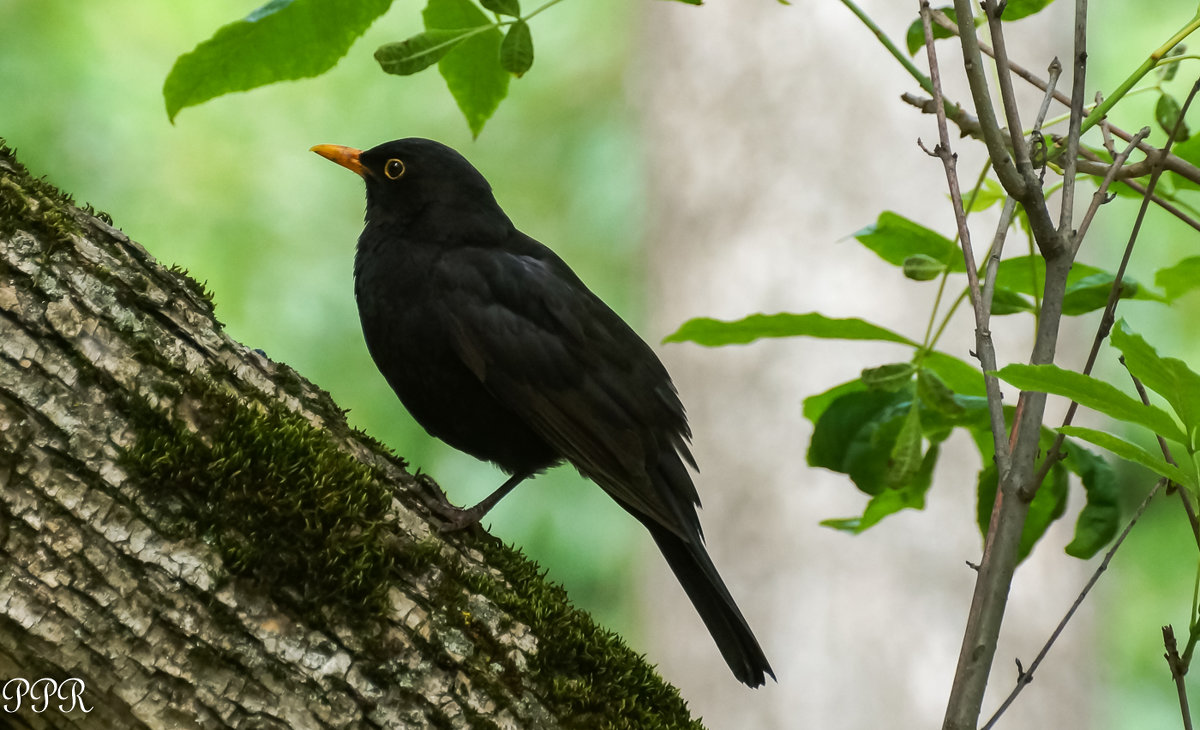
384 158 406 180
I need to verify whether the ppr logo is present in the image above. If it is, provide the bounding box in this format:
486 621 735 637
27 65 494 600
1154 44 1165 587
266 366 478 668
2 678 92 713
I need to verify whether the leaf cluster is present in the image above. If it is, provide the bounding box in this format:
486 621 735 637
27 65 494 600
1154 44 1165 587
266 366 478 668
164 0 697 136
665 201 1200 561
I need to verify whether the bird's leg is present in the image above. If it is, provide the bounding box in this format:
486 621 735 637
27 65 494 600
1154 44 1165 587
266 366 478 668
435 471 531 532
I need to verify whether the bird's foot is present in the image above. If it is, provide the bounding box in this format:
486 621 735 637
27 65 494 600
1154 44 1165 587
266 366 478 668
433 504 488 533
425 470 531 533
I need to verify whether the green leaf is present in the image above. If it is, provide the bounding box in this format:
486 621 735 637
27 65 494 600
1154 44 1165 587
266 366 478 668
808 389 913 496
664 312 918 347
1156 92 1191 142
1060 426 1195 489
888 405 924 488
480 0 520 16
820 446 936 533
1062 273 1146 315
1171 134 1200 190
994 363 1187 444
1156 257 1200 302
905 7 974 56
917 368 965 416
500 19 534 77
902 7 988 55
998 0 1058 21
803 378 868 425
862 362 917 392
375 28 478 76
993 253 1050 297
1111 320 1200 441
963 178 1007 213
989 287 1037 315
1062 444 1119 558
921 350 985 396
852 212 965 272
424 0 509 137
903 254 947 281
1159 46 1185 82
163 0 394 121
993 255 1162 313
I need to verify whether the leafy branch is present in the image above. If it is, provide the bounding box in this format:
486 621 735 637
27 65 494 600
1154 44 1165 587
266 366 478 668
163 0 695 136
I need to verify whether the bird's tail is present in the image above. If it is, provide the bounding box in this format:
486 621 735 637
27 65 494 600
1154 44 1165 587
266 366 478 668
643 520 775 687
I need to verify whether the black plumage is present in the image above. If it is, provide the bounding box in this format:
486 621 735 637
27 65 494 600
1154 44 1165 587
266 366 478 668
311 138 773 687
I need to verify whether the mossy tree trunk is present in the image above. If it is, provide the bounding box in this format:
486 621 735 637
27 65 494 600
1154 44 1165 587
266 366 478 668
0 143 700 730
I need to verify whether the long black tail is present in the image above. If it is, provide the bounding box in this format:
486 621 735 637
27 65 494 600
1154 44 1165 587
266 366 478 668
643 520 774 687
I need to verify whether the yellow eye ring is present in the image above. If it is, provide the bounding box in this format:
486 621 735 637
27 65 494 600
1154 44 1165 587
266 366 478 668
384 158 406 179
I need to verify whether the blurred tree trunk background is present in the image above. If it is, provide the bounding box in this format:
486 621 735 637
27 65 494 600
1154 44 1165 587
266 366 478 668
636 2 1095 727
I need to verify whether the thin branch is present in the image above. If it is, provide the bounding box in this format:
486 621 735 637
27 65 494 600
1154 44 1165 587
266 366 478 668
1072 127 1152 252
918 0 1011 478
927 3 1058 726
983 1 1033 177
929 8 1200 188
1111 176 1200 234
1033 58 1063 133
1029 121 1175 495
1058 0 1089 237
981 478 1166 730
1164 625 1195 730
902 90 1200 233
1073 150 1164 179
950 0 1022 196
839 0 933 96
980 197 1019 331
1078 12 1200 135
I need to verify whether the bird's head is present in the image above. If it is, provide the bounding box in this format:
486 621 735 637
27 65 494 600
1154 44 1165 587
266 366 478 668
311 138 503 227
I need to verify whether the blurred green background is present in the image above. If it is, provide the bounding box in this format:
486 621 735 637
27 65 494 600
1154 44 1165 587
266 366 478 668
5 1 1200 725
1085 3 1200 727
0 0 644 639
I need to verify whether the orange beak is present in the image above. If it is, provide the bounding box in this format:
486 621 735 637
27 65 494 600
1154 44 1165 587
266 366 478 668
310 144 366 177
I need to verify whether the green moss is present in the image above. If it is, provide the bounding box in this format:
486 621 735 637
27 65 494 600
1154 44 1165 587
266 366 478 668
121 385 404 627
0 138 82 245
167 263 218 314
451 534 704 730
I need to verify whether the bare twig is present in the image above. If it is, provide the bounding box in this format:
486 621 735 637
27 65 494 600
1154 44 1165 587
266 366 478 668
901 92 1200 233
917 1 1011 478
953 0 1062 258
1058 0 1090 237
981 197 1019 321
980 479 1166 730
927 3 1065 726
940 1 1093 725
1111 176 1200 233
1072 128 1152 252
1027 79 1200 499
929 8 1200 188
1033 58 1063 133
949 0 1021 195
1163 625 1195 730
983 1 1033 176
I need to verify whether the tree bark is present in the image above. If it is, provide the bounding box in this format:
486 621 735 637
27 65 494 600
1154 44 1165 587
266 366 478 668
0 141 701 729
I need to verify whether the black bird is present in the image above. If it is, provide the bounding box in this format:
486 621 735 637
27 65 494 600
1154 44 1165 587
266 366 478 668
311 138 773 687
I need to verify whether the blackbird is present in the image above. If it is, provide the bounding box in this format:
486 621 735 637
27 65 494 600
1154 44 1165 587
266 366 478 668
311 138 773 687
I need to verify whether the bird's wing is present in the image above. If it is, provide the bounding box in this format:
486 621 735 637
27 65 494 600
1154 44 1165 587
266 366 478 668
433 237 702 540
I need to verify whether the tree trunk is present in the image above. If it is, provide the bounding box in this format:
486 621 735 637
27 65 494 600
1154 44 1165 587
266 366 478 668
0 141 701 729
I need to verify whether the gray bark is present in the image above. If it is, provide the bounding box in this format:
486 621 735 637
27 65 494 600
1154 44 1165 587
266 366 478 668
0 143 700 729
